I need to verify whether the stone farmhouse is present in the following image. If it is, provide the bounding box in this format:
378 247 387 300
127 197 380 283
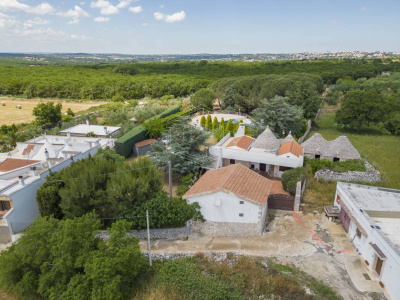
0 132 116 243
301 133 361 162
183 164 274 236
209 124 304 178
334 182 400 300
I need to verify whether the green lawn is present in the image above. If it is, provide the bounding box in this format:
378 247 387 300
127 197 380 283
310 112 400 189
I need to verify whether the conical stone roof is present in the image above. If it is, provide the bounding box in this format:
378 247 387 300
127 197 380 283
252 126 280 151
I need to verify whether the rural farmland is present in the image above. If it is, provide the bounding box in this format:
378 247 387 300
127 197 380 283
0 98 105 125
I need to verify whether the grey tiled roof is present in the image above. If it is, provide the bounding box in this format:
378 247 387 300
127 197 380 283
302 133 361 160
252 127 280 150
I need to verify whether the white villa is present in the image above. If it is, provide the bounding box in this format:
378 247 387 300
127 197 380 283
0 132 116 243
209 124 304 178
334 182 400 300
60 120 121 138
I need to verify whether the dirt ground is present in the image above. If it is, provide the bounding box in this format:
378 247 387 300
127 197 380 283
0 98 105 125
140 211 385 300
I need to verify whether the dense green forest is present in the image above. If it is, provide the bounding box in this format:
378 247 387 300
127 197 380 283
0 58 398 100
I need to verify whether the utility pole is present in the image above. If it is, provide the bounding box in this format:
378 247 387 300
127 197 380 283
146 210 152 267
168 160 172 198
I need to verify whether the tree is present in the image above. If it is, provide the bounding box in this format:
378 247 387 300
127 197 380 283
335 90 387 129
86 131 96 137
143 117 165 138
200 115 206 128
0 213 147 300
212 117 218 131
33 102 62 125
384 112 400 135
190 88 215 111
281 167 306 195
252 96 305 137
219 117 225 130
66 108 75 116
205 114 212 131
225 119 234 136
150 116 214 174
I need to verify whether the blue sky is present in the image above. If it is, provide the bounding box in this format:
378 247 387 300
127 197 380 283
0 0 399 54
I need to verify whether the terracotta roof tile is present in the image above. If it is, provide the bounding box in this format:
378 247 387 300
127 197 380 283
0 158 40 172
22 144 35 155
226 136 254 150
135 139 157 148
183 164 273 205
278 141 303 157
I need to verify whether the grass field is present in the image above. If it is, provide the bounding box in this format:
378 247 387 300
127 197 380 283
302 111 400 211
0 98 105 126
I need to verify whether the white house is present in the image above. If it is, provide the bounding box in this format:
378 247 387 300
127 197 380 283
183 164 274 236
209 124 304 178
334 182 400 300
60 120 121 138
0 134 116 243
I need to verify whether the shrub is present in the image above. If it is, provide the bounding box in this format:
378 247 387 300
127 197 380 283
115 125 147 157
281 167 306 194
200 115 206 128
308 158 366 173
205 114 212 130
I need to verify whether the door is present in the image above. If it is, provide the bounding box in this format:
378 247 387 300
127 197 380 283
375 256 383 275
260 163 266 172
340 208 350 232
268 194 295 211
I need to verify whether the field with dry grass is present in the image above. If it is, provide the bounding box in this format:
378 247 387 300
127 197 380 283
0 98 106 126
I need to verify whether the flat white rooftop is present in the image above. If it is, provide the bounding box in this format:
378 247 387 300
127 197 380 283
372 217 400 249
60 124 120 137
339 182 400 211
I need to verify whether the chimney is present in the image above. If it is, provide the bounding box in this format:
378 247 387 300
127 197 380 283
103 126 108 135
88 141 93 149
45 148 49 159
18 175 25 186
29 166 36 176
67 131 71 139
86 119 90 126
235 123 246 137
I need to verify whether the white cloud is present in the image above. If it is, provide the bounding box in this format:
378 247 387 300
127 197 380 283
332 20 337 25
68 19 80 25
24 17 51 28
0 0 54 15
80 2 85 5
142 22 147 27
59 6 89 18
94 16 110 22
0 18 19 29
360 7 367 11
91 0 118 15
154 10 186 23
129 6 142 13
160 5 164 8
117 1 130 9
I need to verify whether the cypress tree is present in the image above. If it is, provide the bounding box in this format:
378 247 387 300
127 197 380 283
212 117 218 131
200 115 206 128
226 119 233 136
205 114 212 130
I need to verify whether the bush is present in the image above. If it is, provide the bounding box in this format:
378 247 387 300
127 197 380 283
281 167 306 195
308 158 366 173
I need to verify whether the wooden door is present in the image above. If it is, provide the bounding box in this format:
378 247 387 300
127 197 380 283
340 208 350 232
375 257 383 275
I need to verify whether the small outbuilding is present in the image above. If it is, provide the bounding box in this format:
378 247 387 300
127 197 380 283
133 139 156 156
183 164 274 236
301 133 361 161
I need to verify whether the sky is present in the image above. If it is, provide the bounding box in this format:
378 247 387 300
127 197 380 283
0 0 399 54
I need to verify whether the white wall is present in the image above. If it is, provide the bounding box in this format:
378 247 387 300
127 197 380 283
5 145 101 235
335 188 400 300
187 191 262 224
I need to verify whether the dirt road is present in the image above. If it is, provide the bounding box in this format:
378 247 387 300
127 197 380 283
140 211 384 300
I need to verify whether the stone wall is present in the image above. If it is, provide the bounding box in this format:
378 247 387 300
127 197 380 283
315 162 381 183
99 220 192 240
192 220 261 236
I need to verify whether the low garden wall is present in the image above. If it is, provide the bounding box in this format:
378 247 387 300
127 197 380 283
314 162 381 183
192 220 262 236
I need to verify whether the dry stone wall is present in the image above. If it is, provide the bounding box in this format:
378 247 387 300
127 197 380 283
314 162 381 183
192 220 262 236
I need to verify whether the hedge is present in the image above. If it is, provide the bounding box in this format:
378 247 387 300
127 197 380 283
115 105 183 157
281 167 306 195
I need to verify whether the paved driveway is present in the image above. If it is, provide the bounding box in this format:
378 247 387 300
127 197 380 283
140 211 385 300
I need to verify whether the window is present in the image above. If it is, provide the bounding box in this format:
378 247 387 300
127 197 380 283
356 228 362 238
230 159 235 164
239 201 244 204
250 164 255 169
333 157 340 162
315 155 321 159
0 201 11 211
239 213 244 217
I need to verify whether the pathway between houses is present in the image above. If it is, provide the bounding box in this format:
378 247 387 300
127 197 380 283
140 211 385 300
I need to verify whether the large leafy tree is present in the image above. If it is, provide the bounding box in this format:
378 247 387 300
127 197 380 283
32 102 62 125
190 88 215 111
150 116 214 174
335 90 387 129
0 213 147 300
252 96 305 137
